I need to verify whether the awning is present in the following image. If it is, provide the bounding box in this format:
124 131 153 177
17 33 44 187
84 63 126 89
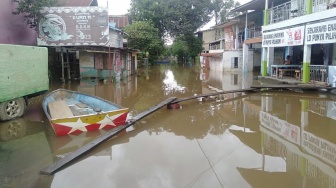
201 53 222 57
244 37 262 44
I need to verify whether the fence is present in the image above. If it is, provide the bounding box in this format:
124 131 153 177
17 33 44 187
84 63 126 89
247 29 262 39
309 65 328 83
268 0 330 24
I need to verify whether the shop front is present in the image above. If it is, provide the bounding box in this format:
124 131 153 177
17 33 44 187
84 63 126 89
262 25 305 78
303 19 336 83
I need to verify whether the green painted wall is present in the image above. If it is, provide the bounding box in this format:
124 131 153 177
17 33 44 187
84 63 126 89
263 9 269 26
0 44 49 102
302 62 310 83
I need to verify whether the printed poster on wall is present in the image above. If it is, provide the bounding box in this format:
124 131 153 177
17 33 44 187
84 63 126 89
114 50 121 73
305 19 336 45
262 26 305 47
37 7 109 46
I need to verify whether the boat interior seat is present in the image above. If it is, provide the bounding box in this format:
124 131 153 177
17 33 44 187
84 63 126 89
48 100 74 119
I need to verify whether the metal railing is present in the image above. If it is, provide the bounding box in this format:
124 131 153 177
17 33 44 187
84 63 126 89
309 65 328 83
247 29 262 39
312 0 329 13
210 43 221 50
268 0 331 24
269 1 291 24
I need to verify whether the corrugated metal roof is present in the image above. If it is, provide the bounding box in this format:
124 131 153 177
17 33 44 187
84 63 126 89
109 15 129 29
57 0 96 6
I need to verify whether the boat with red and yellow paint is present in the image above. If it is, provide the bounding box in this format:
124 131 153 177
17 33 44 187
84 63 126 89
42 89 128 136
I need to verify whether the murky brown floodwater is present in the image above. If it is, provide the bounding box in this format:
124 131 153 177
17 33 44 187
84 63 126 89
1 65 336 188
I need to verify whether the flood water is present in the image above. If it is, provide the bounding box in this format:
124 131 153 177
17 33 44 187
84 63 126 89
1 65 336 188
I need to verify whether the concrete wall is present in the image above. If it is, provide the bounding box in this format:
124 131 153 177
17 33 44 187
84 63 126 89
209 56 223 71
222 50 253 71
202 29 216 51
207 50 254 72
0 0 37 45
79 50 136 78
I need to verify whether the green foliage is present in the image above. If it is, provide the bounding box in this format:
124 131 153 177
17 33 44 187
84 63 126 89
171 33 202 64
124 21 164 64
171 37 188 63
212 0 241 24
129 0 214 37
12 0 58 29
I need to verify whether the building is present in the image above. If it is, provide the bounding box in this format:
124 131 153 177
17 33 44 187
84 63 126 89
198 10 263 72
0 0 138 82
37 4 138 81
238 0 336 84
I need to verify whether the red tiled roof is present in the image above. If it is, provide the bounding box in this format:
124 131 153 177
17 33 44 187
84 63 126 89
109 15 129 29
57 0 95 6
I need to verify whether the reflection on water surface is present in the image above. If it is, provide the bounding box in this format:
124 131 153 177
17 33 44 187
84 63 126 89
0 65 335 188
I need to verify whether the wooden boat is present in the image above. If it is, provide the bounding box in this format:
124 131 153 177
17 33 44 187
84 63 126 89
42 89 129 136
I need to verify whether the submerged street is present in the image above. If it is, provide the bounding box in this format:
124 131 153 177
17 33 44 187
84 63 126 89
1 65 336 188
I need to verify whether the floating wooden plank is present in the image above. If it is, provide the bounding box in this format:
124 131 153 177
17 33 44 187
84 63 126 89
251 85 336 90
40 97 177 175
173 88 258 103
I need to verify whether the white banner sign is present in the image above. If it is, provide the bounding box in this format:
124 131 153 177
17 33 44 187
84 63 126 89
305 20 336 45
260 111 300 145
262 26 305 47
302 131 336 166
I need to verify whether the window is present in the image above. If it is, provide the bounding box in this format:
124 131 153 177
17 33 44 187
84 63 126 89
231 57 239 68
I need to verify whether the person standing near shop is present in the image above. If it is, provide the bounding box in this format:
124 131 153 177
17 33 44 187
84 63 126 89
284 55 292 65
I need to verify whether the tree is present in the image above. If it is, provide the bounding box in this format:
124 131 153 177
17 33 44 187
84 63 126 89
129 0 214 37
212 0 241 24
129 0 166 37
184 33 203 63
12 0 58 29
124 21 164 63
171 37 188 63
171 33 202 64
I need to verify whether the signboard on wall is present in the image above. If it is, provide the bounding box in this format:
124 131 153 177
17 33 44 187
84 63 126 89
305 19 336 45
37 7 109 46
262 26 304 47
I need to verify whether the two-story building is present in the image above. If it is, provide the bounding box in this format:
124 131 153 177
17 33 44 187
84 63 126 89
249 0 336 84
198 10 264 73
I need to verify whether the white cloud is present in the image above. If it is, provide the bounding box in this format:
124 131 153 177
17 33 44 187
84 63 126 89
97 0 131 15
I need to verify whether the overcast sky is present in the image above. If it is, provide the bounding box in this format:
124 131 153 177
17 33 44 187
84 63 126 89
98 0 252 30
98 0 252 15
